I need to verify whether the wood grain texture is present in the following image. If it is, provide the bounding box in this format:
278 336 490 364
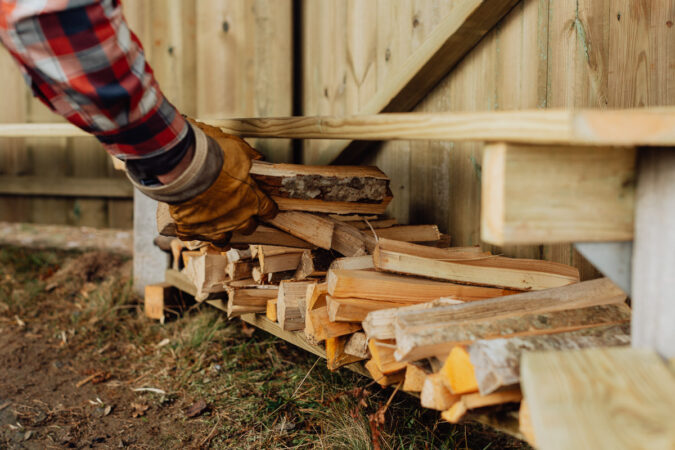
481 143 636 244
395 303 631 362
468 323 630 395
521 347 675 450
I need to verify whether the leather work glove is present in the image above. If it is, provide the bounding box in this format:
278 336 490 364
128 119 277 246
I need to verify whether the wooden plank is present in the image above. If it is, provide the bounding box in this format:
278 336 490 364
0 176 133 198
521 347 675 450
326 296 408 323
327 269 519 303
372 225 441 242
632 149 675 357
330 0 522 164
3 109 675 145
468 323 630 395
203 109 675 146
395 277 627 333
481 143 636 244
373 239 580 291
396 303 631 362
266 212 334 249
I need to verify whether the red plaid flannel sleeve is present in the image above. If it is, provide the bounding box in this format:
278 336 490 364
0 0 190 174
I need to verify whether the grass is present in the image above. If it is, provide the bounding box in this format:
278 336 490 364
0 246 530 449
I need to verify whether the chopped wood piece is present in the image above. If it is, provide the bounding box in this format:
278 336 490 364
420 373 460 411
521 347 675 450
144 283 193 320
365 359 405 387
294 249 333 280
469 324 631 395
368 339 407 375
305 307 362 343
418 233 452 248
230 225 314 248
353 218 397 230
251 267 294 284
156 202 176 236
225 261 253 281
328 255 374 271
306 282 328 312
258 247 303 274
329 219 369 256
183 253 228 301
396 278 627 333
327 269 518 303
440 346 478 394
327 336 363 371
227 278 259 288
441 401 468 424
266 299 278 322
373 225 441 242
441 390 522 424
225 247 252 262
277 280 316 331
181 250 202 269
362 298 462 341
519 400 537 447
266 212 335 249
374 239 579 291
250 161 393 214
403 363 429 393
327 296 408 322
371 238 487 259
344 332 369 359
226 287 278 318
396 303 631 362
170 239 186 270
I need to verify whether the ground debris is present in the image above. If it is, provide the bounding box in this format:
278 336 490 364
185 400 209 419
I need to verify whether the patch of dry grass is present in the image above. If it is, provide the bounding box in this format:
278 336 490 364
0 246 530 449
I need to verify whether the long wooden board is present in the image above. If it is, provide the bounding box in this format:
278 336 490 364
521 347 675 450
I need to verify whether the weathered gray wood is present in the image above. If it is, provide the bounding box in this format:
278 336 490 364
632 148 675 358
395 304 631 362
468 324 631 395
396 278 626 334
574 242 632 294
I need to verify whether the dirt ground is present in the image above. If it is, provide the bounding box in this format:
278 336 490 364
0 246 529 449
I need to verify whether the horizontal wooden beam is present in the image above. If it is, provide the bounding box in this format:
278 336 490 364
481 143 636 245
0 176 133 198
2 109 674 145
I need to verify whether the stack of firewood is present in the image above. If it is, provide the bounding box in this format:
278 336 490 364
156 161 631 439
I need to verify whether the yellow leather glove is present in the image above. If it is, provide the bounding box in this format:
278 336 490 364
129 119 277 245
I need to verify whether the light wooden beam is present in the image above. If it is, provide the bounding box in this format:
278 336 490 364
0 176 133 198
521 347 675 449
481 143 636 245
1 109 675 146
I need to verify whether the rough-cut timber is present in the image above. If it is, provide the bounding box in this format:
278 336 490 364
258 245 304 274
266 299 278 322
442 390 522 424
440 346 479 394
327 336 363 371
305 307 362 343
183 253 228 301
328 218 370 256
294 249 333 280
326 296 408 322
362 298 463 341
373 239 579 291
469 324 631 395
364 359 405 387
230 225 314 248
226 287 278 318
420 373 460 411
144 283 192 320
250 161 392 214
277 280 316 331
373 225 441 242
328 255 374 271
403 363 429 392
521 347 675 450
266 212 334 249
327 269 518 303
344 332 369 359
395 278 626 333
395 303 631 362
368 339 407 375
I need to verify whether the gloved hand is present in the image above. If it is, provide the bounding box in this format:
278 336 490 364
129 119 277 245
